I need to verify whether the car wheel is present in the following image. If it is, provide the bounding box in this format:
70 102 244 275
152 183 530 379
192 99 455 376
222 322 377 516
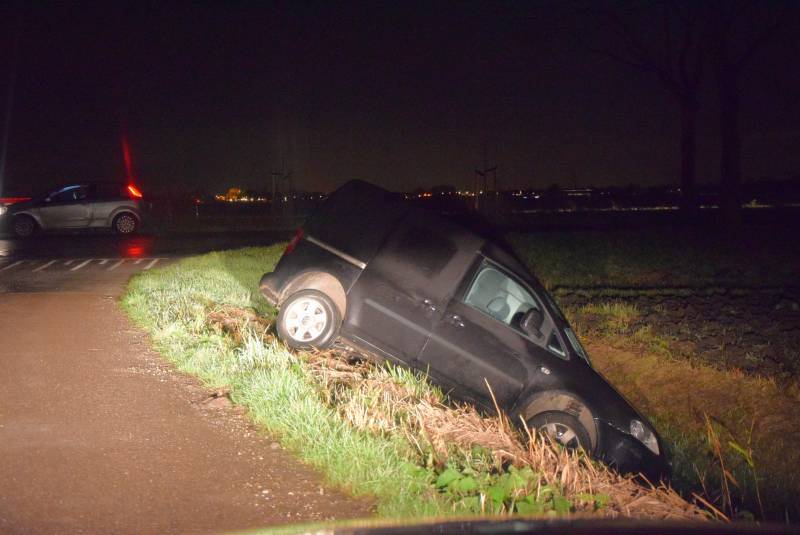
277 289 341 349
113 212 138 235
12 215 37 238
528 411 592 452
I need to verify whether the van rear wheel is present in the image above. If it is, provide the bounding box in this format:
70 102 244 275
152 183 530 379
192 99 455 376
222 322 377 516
277 289 341 349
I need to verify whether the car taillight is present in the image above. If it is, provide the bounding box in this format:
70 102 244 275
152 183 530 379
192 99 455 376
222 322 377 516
0 196 31 205
127 184 143 199
284 228 304 255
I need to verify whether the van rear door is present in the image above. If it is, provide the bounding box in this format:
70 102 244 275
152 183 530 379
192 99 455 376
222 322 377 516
344 210 481 365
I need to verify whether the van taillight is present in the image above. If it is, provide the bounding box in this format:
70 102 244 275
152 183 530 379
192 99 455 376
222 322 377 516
285 228 304 255
127 184 143 199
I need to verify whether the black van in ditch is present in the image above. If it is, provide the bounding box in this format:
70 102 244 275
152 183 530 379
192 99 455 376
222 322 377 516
260 180 668 480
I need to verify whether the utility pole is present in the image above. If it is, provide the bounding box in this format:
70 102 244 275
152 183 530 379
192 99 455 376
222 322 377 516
474 141 497 212
270 148 293 215
270 108 295 216
270 170 279 214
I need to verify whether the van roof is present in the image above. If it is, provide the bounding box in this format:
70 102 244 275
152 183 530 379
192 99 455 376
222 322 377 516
305 180 531 280
303 180 411 265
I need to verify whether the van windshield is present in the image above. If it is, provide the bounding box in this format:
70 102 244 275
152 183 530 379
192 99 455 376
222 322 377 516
542 290 567 323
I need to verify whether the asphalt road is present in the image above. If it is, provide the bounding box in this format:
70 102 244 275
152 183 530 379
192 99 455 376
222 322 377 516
0 233 289 294
0 233 372 533
0 231 291 260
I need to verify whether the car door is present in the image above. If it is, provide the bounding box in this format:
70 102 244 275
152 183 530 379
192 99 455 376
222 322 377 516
417 258 549 410
38 185 92 228
344 210 481 365
86 183 121 226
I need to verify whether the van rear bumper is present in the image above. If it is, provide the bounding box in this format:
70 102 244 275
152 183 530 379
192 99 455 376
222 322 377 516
259 272 280 305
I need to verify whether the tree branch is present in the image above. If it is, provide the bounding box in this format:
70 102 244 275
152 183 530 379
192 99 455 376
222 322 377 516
734 1 793 69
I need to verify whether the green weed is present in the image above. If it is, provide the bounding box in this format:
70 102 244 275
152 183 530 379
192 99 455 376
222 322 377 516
565 302 675 359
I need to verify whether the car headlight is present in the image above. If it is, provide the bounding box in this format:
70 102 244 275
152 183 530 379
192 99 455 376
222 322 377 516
630 419 659 455
0 205 6 216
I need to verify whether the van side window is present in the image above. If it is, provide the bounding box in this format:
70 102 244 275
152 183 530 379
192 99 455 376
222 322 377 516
464 261 540 329
396 226 457 275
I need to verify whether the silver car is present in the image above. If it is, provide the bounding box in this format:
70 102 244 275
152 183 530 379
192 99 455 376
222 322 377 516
0 183 144 237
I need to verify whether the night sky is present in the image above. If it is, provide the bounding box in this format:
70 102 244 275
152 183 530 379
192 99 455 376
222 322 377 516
1 1 798 196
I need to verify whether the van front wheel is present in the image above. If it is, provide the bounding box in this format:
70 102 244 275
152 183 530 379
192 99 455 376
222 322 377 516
528 411 591 452
277 289 341 349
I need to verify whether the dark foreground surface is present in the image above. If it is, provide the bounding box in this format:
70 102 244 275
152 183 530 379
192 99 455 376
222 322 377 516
281 518 795 535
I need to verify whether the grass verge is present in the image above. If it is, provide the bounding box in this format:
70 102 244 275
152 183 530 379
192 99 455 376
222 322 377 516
121 246 703 521
508 228 800 289
568 301 800 520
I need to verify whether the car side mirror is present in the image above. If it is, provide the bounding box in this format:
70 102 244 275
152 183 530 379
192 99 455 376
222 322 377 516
520 308 544 338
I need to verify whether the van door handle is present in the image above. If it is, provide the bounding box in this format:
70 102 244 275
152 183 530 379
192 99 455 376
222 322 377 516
422 298 437 312
448 314 465 328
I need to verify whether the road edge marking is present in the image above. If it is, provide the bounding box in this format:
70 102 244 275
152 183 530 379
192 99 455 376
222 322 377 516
70 259 93 271
0 260 23 271
33 260 57 272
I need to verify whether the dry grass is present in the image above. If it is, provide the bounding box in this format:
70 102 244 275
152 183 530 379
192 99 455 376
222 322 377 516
297 347 709 521
206 304 272 343
200 304 710 520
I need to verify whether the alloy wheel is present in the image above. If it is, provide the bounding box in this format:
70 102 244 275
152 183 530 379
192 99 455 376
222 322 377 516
539 422 581 449
283 297 329 342
115 214 136 234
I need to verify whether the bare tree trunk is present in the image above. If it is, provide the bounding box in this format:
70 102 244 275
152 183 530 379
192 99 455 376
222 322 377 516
717 64 743 228
679 99 699 218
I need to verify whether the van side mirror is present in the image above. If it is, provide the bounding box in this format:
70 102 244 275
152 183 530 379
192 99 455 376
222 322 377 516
520 308 544 338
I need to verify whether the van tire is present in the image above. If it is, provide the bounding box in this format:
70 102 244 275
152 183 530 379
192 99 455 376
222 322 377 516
277 289 341 349
528 411 591 453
